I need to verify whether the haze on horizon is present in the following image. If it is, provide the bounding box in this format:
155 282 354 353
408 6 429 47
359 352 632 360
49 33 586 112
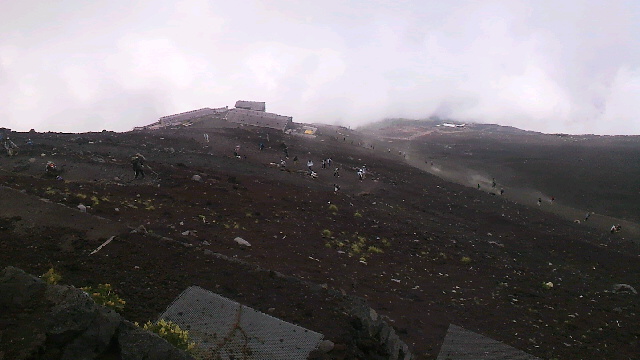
1 0 640 135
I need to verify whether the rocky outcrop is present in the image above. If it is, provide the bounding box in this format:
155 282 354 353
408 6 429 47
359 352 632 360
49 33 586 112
0 266 194 360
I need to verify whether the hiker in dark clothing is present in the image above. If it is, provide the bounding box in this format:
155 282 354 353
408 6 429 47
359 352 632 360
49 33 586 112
45 161 57 174
585 212 591 221
131 153 146 179
334 167 340 177
492 178 496 188
500 188 504 195
259 143 264 151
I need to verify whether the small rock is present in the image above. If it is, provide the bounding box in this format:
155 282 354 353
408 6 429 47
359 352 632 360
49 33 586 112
131 225 147 234
114 177 121 181
29 158 36 163
317 340 335 353
612 284 637 295
192 174 202 182
77 204 87 212
202 241 210 246
234 237 251 247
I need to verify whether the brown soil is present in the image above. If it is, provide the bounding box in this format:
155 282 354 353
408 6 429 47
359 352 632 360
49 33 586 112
1 120 639 360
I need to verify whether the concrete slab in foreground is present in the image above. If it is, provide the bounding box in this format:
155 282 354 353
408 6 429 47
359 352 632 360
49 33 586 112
437 324 541 360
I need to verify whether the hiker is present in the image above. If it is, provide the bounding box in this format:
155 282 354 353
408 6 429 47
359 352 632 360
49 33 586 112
477 184 481 190
327 158 332 167
334 184 340 193
334 167 340 177
307 160 313 170
234 145 241 158
309 170 318 178
357 168 364 181
45 161 57 175
203 133 209 142
259 143 264 151
538 197 542 206
3 136 18 156
492 178 496 188
610 224 621 233
322 159 326 169
550 196 555 204
500 188 504 195
131 153 146 179
584 212 591 221
293 155 298 163
279 159 286 168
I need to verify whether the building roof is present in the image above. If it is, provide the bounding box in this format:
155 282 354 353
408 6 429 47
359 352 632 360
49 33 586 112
225 108 292 131
235 100 266 112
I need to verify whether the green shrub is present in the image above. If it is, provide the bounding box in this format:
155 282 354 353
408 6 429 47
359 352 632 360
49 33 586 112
368 246 384 254
82 283 126 312
143 319 196 353
41 268 62 285
460 256 472 264
321 229 332 238
354 212 362 218
328 204 338 212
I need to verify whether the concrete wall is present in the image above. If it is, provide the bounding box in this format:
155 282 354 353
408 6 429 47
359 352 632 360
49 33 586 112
235 101 266 112
226 108 292 132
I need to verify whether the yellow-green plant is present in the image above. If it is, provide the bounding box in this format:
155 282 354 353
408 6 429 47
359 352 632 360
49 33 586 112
460 256 472 264
82 283 126 312
143 319 196 353
368 246 384 254
321 229 332 238
41 268 62 285
354 212 362 218
328 204 338 212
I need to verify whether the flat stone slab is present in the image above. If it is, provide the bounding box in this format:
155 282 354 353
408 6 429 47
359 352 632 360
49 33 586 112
437 324 540 360
160 286 324 360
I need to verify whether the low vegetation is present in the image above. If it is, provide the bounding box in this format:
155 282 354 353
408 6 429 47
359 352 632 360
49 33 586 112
81 283 126 312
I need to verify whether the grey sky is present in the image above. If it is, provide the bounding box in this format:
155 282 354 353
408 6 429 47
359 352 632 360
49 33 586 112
1 0 639 134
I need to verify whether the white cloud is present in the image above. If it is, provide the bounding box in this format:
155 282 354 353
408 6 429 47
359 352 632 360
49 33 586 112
0 0 639 134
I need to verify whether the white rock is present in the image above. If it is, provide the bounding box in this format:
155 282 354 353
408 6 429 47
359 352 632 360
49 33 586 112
77 204 87 212
234 237 251 247
192 174 202 182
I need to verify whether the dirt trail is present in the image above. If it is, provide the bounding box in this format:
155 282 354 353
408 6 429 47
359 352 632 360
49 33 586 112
402 153 640 242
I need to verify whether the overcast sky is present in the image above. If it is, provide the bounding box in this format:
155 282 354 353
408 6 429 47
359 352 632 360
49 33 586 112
1 0 639 134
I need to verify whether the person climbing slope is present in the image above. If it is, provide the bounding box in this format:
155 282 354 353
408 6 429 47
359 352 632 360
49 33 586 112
131 153 146 179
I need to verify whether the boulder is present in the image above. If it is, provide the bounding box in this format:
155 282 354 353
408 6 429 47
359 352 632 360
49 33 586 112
191 175 202 182
0 266 194 360
612 284 638 295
